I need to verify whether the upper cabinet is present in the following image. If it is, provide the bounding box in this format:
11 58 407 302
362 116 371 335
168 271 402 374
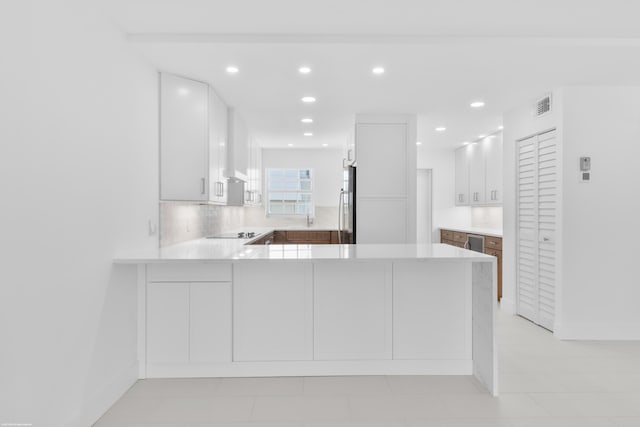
455 147 470 206
159 73 210 202
245 136 263 206
226 108 249 182
160 72 229 203
454 133 503 206
209 87 228 204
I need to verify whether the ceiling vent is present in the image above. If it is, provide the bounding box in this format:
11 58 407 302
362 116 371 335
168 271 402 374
535 94 552 117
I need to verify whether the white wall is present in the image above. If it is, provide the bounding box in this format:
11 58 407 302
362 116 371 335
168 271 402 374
558 87 640 339
262 148 344 207
503 87 640 339
417 147 472 242
0 1 158 426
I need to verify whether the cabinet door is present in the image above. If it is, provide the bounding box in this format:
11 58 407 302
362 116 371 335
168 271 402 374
190 282 232 363
393 262 471 360
314 262 393 360
455 147 470 205
227 108 249 181
233 262 313 361
356 199 407 244
209 87 228 204
356 123 407 198
160 73 209 201
147 282 189 364
484 135 503 204
468 142 486 205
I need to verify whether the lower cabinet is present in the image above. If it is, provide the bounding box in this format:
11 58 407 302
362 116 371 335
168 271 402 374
147 281 232 364
314 262 393 360
233 262 313 361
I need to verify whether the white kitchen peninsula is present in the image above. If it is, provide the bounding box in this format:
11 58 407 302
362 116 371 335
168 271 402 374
115 242 497 395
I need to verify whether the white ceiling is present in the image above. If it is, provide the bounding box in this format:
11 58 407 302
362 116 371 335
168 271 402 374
102 0 640 149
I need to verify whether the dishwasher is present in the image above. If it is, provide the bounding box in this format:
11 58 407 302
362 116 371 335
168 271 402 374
466 234 485 253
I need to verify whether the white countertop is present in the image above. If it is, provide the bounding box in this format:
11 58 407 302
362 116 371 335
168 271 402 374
114 239 494 263
438 226 503 238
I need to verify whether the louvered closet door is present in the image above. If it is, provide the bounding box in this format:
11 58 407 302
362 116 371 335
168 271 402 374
516 129 557 331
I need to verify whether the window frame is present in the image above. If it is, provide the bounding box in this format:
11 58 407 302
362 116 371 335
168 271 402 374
265 168 314 217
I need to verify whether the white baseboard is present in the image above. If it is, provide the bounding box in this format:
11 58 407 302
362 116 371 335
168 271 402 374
556 322 640 340
146 359 473 379
499 297 516 314
63 361 138 427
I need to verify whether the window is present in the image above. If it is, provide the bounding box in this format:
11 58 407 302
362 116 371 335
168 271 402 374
267 168 313 216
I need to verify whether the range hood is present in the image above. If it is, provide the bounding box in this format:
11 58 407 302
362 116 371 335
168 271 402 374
226 178 245 206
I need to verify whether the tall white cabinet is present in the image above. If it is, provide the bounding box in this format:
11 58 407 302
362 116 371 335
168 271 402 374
355 114 417 243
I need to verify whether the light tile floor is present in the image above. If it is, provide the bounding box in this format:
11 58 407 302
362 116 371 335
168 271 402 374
94 310 640 426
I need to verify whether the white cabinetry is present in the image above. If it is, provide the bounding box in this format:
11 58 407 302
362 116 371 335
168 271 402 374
233 262 313 361
146 263 232 366
355 114 417 243
159 73 209 201
226 108 249 182
454 133 503 206
468 143 486 205
208 87 228 204
245 136 262 205
484 135 503 204
455 146 470 205
314 262 393 360
159 72 229 203
147 281 232 364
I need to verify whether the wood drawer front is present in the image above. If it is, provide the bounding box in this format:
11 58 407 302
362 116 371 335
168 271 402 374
484 248 502 258
148 263 232 282
485 236 502 250
441 229 454 241
285 230 332 243
452 231 468 243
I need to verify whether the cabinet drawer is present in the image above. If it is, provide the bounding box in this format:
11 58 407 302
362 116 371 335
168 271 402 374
147 263 232 282
484 248 502 258
441 229 454 241
452 232 468 243
485 236 502 250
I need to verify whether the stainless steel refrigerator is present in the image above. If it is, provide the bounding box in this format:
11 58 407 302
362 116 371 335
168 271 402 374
338 166 356 243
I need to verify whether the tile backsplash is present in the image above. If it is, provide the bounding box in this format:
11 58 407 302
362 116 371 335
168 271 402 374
160 203 338 247
471 206 503 230
159 203 245 247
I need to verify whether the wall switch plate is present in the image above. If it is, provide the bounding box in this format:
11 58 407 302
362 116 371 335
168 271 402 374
579 156 591 182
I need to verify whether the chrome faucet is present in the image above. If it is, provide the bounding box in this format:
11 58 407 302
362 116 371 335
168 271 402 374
306 213 313 227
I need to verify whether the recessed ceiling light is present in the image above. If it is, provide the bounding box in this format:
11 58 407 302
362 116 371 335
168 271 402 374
435 127 447 132
416 141 423 146
177 87 190 96
322 143 328 147
372 67 385 75
478 134 486 139
301 118 313 123
301 96 316 103
498 125 504 130
288 143 294 147
462 142 470 145
299 66 312 74
470 101 485 108
304 132 313 136
226 66 239 74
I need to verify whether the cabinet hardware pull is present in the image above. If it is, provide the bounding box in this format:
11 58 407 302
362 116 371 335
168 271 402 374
201 178 206 194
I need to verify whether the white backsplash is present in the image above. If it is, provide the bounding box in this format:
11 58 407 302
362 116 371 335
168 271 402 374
160 203 338 247
471 207 503 230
